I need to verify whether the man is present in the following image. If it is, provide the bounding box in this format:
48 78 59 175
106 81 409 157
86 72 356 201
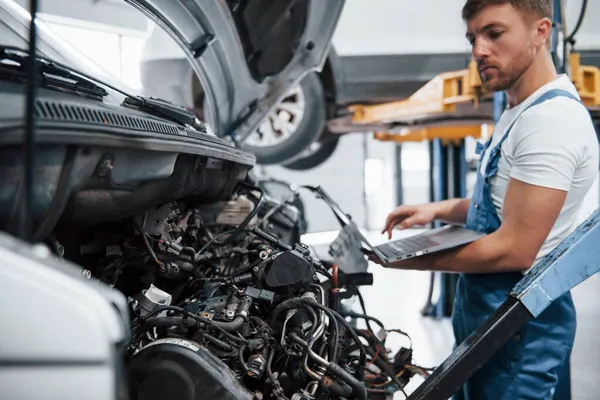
374 1 599 399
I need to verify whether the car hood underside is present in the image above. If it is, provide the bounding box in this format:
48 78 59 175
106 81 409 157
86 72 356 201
125 0 345 143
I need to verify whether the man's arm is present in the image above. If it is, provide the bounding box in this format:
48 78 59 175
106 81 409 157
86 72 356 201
436 198 471 225
385 177 567 273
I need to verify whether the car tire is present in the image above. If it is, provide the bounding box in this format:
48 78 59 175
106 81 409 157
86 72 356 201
241 72 326 165
283 135 340 170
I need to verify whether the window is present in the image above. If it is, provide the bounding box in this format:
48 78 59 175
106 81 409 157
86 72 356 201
40 16 146 90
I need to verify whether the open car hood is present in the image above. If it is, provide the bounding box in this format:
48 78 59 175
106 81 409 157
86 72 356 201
125 0 345 143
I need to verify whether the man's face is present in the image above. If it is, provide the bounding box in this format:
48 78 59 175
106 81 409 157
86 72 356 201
465 3 540 92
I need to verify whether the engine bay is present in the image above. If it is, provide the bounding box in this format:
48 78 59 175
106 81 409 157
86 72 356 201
48 180 429 400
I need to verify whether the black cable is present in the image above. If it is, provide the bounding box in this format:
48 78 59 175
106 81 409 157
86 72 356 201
193 229 239 263
339 311 385 330
234 183 264 230
566 0 587 44
357 290 376 334
20 0 40 242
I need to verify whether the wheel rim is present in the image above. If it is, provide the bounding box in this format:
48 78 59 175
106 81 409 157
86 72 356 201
245 84 306 148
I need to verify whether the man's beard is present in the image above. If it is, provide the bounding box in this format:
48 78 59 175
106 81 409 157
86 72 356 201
481 43 535 92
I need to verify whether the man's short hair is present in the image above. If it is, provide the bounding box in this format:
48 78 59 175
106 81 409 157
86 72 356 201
462 0 552 21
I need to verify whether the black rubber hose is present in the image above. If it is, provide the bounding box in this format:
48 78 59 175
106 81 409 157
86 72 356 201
209 296 252 331
238 344 248 371
204 334 234 351
326 363 368 400
143 317 194 329
318 376 353 398
210 316 245 332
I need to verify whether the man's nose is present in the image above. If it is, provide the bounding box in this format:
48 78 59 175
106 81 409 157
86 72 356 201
472 39 491 60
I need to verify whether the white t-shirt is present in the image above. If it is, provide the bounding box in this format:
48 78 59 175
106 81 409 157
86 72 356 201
479 74 599 269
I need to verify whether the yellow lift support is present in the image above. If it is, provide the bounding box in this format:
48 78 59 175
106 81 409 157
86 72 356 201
349 52 600 143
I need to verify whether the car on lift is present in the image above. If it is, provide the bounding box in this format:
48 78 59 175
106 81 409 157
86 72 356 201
122 0 345 170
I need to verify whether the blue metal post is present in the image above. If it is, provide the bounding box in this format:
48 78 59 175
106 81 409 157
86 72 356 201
425 138 447 319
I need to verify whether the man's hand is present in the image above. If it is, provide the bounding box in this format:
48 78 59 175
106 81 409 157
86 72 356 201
381 204 437 239
381 198 471 239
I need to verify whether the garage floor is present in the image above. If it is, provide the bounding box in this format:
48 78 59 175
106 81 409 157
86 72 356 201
305 230 600 399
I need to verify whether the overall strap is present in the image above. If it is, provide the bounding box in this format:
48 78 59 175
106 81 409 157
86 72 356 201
484 88 583 177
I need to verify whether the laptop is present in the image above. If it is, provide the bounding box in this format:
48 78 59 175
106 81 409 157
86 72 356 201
307 185 486 264
358 223 485 263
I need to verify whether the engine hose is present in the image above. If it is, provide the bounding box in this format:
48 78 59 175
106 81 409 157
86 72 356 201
137 305 249 344
267 348 290 400
249 316 272 335
208 296 252 331
208 316 245 331
270 298 337 362
318 375 353 398
326 363 368 400
143 317 197 329
290 333 366 400
295 299 367 380
204 333 234 351
238 345 249 371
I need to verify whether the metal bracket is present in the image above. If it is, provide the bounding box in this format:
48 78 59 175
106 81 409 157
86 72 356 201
510 208 600 317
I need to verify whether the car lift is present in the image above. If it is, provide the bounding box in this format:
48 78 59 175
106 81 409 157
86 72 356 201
347 1 599 398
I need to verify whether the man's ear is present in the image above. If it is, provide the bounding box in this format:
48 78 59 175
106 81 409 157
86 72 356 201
534 17 552 48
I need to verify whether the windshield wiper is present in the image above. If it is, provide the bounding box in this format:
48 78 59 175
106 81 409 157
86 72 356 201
122 95 206 132
0 46 108 99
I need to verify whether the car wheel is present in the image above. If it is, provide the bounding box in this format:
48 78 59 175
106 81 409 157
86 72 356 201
241 72 326 165
283 135 340 170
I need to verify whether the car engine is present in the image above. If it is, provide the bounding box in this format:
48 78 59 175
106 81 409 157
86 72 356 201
48 180 427 400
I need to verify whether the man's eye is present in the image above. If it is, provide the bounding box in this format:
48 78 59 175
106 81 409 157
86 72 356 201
489 31 503 40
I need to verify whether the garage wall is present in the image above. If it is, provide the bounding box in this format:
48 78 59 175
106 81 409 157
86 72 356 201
332 0 600 56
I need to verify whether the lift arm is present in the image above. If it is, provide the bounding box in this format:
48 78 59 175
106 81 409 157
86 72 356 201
349 52 600 145
349 60 485 126
406 207 600 400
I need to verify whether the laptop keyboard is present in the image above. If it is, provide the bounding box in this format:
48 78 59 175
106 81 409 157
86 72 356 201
378 235 440 258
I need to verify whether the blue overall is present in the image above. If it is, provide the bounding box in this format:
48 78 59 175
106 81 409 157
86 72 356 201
452 89 580 400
